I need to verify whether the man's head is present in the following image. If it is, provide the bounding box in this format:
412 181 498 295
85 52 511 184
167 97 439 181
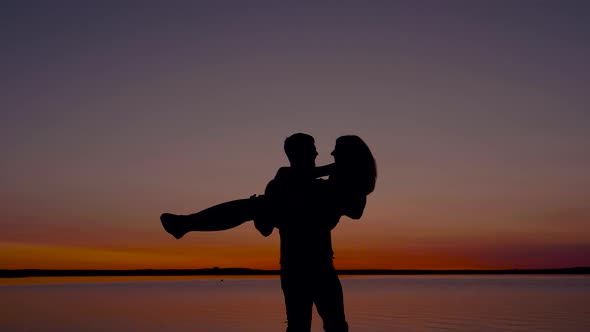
284 133 317 169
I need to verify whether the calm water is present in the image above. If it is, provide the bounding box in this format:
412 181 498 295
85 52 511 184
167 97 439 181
1 275 589 331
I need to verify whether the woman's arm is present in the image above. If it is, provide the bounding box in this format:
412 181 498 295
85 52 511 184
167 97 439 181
313 163 335 178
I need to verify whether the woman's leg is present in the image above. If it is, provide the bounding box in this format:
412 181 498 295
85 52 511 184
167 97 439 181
160 196 262 239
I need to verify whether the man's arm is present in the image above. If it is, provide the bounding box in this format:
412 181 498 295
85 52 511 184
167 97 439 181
342 194 366 220
253 179 279 237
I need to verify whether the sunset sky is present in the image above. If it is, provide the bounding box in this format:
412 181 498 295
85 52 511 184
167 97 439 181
1 2 589 270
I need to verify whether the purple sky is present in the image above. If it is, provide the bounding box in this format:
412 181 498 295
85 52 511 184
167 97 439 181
1 2 589 269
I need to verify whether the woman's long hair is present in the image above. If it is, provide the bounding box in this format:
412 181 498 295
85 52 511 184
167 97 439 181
334 135 377 195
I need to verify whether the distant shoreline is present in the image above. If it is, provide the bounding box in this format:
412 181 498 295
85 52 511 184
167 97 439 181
1 267 589 278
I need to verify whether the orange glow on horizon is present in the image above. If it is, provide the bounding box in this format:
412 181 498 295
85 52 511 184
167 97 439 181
3 239 587 270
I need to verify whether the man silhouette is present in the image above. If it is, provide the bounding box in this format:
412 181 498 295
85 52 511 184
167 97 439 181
255 133 349 332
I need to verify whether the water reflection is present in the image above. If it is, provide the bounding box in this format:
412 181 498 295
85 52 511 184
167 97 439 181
1 276 589 332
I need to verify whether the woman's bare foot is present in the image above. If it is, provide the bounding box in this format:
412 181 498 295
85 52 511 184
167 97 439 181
160 213 188 239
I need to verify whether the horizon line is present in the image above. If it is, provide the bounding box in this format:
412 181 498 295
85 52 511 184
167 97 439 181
2 267 589 278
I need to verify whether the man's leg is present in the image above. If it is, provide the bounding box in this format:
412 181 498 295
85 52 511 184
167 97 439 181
314 265 349 332
281 269 313 332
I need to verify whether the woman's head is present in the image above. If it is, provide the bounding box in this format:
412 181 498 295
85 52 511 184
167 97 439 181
331 135 377 195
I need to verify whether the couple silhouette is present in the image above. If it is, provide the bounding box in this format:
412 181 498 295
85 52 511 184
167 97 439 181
161 133 377 332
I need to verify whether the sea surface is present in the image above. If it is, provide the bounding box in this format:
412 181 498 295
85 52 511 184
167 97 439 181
1 275 589 331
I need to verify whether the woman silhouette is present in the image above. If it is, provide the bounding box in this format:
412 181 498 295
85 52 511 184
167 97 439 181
160 135 376 239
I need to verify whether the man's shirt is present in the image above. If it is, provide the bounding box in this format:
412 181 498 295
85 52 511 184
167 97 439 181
256 167 339 267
